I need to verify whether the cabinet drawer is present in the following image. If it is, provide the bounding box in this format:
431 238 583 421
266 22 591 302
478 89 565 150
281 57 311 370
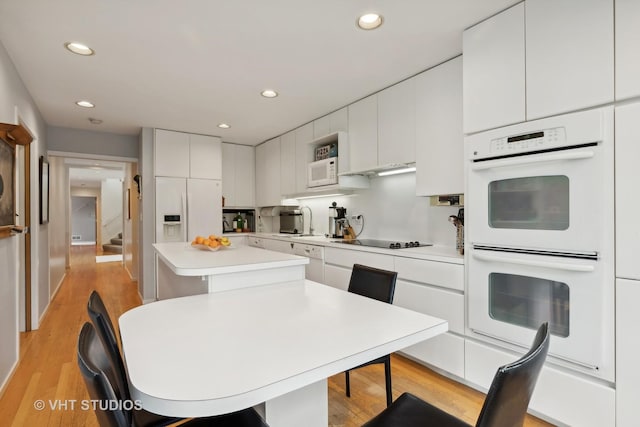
400 332 464 378
394 257 463 291
394 280 463 334
247 237 264 248
465 339 614 427
324 248 394 271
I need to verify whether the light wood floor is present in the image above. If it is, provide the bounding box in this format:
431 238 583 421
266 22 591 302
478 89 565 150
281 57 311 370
0 245 553 426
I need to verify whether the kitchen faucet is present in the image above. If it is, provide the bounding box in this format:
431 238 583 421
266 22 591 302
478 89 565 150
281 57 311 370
222 219 231 231
300 205 313 235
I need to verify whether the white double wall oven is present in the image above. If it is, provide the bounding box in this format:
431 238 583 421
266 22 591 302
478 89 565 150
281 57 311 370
465 107 614 381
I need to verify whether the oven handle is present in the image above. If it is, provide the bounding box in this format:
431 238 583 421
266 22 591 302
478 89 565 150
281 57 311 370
471 150 594 171
472 251 595 272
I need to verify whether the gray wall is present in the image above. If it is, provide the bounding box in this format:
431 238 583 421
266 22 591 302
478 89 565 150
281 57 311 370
71 196 96 242
0 39 48 390
48 126 139 159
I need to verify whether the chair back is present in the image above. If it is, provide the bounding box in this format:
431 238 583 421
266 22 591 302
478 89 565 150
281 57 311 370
87 290 131 402
347 264 397 304
475 322 550 427
77 322 130 427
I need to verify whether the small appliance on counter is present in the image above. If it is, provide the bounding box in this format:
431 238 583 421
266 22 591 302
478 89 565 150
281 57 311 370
449 208 464 255
328 202 348 238
222 209 255 233
279 209 304 234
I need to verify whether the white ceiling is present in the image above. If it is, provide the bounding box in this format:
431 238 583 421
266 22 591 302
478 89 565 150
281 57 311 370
0 1 517 146
66 158 125 188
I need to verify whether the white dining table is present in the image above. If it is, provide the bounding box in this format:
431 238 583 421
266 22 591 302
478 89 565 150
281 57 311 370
119 280 448 427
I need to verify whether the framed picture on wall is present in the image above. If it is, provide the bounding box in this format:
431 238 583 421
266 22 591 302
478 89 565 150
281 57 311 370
0 137 15 230
39 156 49 224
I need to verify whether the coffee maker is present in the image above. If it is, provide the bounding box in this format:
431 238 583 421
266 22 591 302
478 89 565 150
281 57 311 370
328 202 347 238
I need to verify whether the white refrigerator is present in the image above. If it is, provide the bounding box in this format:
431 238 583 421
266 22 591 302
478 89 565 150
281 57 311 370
155 177 222 243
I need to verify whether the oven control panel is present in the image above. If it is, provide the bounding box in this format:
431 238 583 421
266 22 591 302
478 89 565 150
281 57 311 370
490 127 566 154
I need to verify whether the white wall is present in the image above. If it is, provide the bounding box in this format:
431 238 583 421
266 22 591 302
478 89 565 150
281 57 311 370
300 173 460 247
48 126 138 159
71 196 97 243
0 40 48 391
100 179 123 245
48 157 68 298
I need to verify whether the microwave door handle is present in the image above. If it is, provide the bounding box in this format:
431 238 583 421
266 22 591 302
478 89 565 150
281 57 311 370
472 251 595 272
471 151 594 171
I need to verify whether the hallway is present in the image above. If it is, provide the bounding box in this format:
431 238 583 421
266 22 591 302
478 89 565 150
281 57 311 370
0 246 139 426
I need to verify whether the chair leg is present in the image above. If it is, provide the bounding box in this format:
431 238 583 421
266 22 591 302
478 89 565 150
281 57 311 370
384 357 392 407
345 370 351 398
344 371 351 397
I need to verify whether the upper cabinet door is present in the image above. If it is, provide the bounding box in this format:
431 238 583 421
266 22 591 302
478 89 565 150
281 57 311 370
415 57 463 196
616 0 640 101
280 130 296 196
189 134 222 179
234 145 255 207
221 143 236 206
295 123 314 193
255 137 281 207
526 0 613 120
348 94 378 171
154 129 190 177
463 3 525 134
378 78 416 166
313 107 348 139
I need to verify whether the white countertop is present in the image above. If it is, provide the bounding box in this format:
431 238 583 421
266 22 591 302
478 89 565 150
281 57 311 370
253 233 464 265
119 280 448 418
153 242 309 276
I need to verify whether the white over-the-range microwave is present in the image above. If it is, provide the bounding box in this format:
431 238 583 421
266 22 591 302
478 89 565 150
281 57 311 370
308 157 338 187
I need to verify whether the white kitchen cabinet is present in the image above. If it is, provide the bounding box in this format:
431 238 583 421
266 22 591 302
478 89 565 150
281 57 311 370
616 0 640 101
154 129 190 177
525 0 614 120
415 57 463 196
264 238 294 254
616 278 640 426
378 78 416 166
615 103 640 280
465 339 615 426
463 0 613 133
154 129 222 179
222 143 255 207
255 137 281 207
247 236 265 248
280 130 297 196
393 256 465 376
323 247 394 291
295 123 314 193
313 107 348 139
463 3 525 134
348 95 378 172
189 133 222 179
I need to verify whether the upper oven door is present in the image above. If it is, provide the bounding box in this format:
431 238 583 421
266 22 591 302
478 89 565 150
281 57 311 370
466 107 613 254
467 247 614 381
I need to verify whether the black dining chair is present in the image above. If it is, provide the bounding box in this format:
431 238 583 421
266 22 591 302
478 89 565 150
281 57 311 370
344 264 398 407
78 322 270 427
362 322 551 427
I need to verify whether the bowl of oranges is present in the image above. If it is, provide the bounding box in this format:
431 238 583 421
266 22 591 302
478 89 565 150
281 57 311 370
191 235 232 251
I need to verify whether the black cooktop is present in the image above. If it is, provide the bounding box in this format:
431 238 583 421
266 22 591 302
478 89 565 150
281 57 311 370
334 239 433 250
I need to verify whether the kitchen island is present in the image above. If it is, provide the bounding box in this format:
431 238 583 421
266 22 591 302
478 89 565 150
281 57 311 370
154 242 309 300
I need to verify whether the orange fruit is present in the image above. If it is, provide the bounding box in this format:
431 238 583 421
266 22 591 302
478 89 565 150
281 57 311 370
203 239 211 246
208 234 218 241
195 236 205 244
209 240 220 247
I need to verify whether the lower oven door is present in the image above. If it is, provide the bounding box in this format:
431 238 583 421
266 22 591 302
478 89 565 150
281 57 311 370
467 247 614 381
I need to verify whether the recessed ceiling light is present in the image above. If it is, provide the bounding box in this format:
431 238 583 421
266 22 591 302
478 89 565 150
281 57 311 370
64 42 94 56
217 123 231 129
357 13 384 30
76 100 95 108
261 89 278 98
